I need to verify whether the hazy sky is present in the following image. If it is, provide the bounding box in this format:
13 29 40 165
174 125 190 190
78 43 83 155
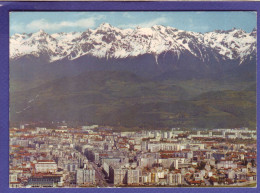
10 11 257 35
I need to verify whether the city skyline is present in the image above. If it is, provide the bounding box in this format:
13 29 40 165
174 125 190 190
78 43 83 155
9 124 257 188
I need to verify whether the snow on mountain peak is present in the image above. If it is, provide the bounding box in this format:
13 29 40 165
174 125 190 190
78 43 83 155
96 23 117 32
39 29 45 33
33 29 48 37
99 22 112 28
10 23 256 63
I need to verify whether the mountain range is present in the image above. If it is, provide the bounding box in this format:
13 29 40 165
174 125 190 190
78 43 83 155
9 23 256 129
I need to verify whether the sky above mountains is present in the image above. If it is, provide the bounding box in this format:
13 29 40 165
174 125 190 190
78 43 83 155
10 11 256 35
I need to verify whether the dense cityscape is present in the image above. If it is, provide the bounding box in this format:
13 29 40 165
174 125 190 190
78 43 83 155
9 124 257 188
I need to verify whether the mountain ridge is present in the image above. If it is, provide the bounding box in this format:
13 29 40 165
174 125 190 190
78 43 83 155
10 23 256 64
9 23 256 129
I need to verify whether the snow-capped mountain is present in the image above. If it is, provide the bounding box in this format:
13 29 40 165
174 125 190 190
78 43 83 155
10 23 256 64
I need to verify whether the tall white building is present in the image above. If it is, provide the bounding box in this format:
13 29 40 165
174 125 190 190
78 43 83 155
114 169 127 185
167 173 183 185
76 168 95 185
127 169 140 185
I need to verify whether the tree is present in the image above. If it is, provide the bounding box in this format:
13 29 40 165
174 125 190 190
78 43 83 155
251 159 255 167
197 161 206 170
